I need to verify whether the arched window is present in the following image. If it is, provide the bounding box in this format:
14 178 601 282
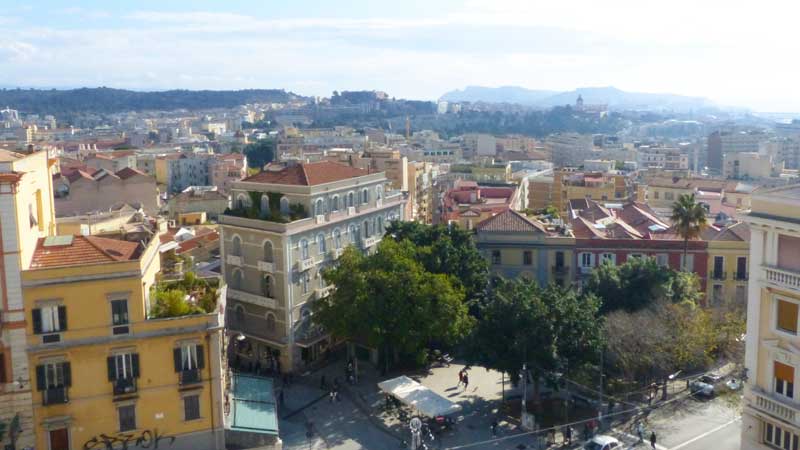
316 233 326 255
236 194 247 210
232 235 242 256
231 268 243 289
263 240 273 262
314 198 324 216
234 304 245 323
265 313 276 332
262 274 274 298
376 185 383 201
301 272 310 294
260 194 270 215
331 195 340 212
347 192 354 208
318 268 326 288
363 220 370 239
301 239 309 260
280 196 290 215
361 188 369 204
348 224 357 241
377 216 384 232
333 228 342 249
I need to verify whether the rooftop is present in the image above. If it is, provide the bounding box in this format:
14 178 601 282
242 161 370 186
0 149 25 162
476 209 547 233
30 235 143 269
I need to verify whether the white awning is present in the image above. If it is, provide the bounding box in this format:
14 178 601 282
377 375 462 418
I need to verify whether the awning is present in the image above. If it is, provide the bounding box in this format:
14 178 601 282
378 375 462 418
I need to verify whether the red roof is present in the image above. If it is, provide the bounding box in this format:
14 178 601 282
115 167 148 180
243 161 370 186
30 236 142 269
177 230 220 254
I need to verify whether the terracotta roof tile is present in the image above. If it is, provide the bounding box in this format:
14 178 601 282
115 167 148 180
243 161 370 186
30 235 142 269
476 209 547 233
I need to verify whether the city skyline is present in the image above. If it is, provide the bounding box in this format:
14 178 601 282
3 1 800 112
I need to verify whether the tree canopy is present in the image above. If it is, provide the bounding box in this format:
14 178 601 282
243 139 276 169
313 240 473 369
671 193 708 264
385 221 489 306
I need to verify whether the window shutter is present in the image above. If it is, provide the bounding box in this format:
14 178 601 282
63 362 72 387
775 361 795 382
196 345 205 369
35 365 45 391
173 348 182 372
132 354 140 378
32 309 42 334
107 357 117 381
58 306 67 331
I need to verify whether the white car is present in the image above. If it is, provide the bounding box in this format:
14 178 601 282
584 435 622 450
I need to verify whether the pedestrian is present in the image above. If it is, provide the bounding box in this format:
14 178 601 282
491 418 498 437
564 425 572 444
650 431 657 449
636 421 644 443
329 389 335 403
583 424 590 441
457 370 463 387
462 373 469 391
320 375 327 390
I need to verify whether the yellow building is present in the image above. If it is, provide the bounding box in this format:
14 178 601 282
0 149 56 450
475 209 575 287
741 185 800 449
547 169 632 216
703 221 750 307
23 234 227 450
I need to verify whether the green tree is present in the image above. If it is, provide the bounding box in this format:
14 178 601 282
670 193 708 270
150 289 203 318
313 240 473 371
586 257 672 313
243 138 276 169
385 222 488 305
467 277 603 402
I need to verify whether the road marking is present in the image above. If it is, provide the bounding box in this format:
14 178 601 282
617 430 668 450
669 417 740 450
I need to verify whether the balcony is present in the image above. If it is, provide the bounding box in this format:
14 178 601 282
711 271 727 281
315 285 333 299
363 236 381 248
297 258 316 271
734 271 749 281
552 266 570 276
315 214 326 224
113 377 138 396
750 388 800 427
179 369 201 385
765 266 800 293
227 309 286 344
347 206 356 216
257 260 275 273
226 255 242 267
579 266 593 275
331 248 344 259
227 288 277 309
42 386 68 406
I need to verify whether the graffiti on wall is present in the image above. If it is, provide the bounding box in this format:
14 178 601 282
83 429 176 450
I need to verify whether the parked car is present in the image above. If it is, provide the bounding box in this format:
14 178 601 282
584 435 622 450
690 373 723 398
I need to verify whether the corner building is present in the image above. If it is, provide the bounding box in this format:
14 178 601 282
220 161 405 373
741 185 800 449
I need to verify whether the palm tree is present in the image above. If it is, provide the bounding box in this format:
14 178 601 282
671 193 708 271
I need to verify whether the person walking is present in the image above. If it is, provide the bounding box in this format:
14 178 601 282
650 431 657 449
636 421 645 443
457 370 463 387
564 425 572 445
491 418 498 437
462 373 469 391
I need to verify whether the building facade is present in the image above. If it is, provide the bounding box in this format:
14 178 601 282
220 161 405 372
703 222 750 307
741 185 800 450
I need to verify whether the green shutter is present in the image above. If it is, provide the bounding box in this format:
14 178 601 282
107 357 116 381
32 309 42 334
35 365 45 391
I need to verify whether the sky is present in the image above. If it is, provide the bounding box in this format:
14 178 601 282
2 0 800 111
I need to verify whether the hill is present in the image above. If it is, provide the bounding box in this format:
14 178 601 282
0 87 305 115
440 85 716 112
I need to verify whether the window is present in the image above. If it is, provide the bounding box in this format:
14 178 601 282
579 253 594 268
108 353 140 380
174 344 204 372
32 305 66 334
184 395 201 421
266 313 276 332
764 422 799 450
653 191 660 200
231 236 242 257
111 299 129 326
363 220 370 239
376 185 383 200
333 229 342 249
712 284 723 305
263 241 274 263
361 188 369 204
523 251 533 266
280 196 290 214
262 275 274 298
36 361 70 405
491 250 501 265
775 361 795 399
317 233 326 255
347 192 354 208
301 239 309 260
118 404 136 432
600 253 616 265
0 352 6 384
680 254 694 272
231 269 243 290
348 225 357 241
315 198 324 216
777 299 799 334
555 251 565 268
655 254 669 267
713 256 724 279
736 257 747 280
665 191 674 201
331 195 340 212
736 286 746 304
260 194 270 214
377 216 384 232
302 272 310 294
236 194 247 210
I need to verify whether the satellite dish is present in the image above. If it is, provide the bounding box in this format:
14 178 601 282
409 417 422 432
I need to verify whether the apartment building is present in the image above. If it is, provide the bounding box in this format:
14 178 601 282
53 167 160 216
636 147 689 171
550 169 632 215
208 153 247 194
0 149 56 450
83 151 137 173
546 133 594 167
741 185 800 449
155 153 211 194
440 180 520 229
707 130 767 173
407 162 435 224
703 221 750 307
220 161 405 372
475 209 575 287
723 152 780 180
